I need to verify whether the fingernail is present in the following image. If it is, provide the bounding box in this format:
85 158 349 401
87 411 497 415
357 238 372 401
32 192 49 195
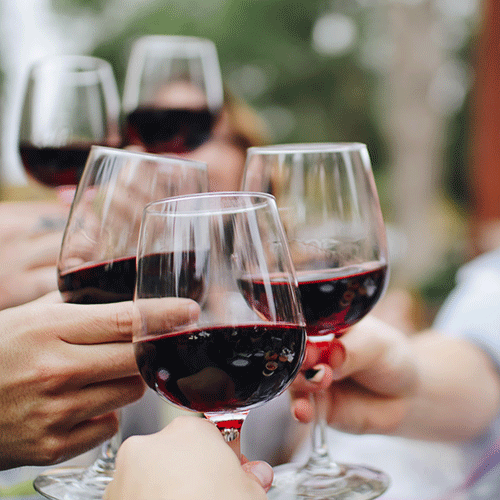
188 301 200 319
305 365 325 382
244 461 274 490
331 341 346 368
329 342 346 380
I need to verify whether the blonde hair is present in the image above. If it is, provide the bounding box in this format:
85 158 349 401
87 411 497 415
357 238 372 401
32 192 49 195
223 88 271 150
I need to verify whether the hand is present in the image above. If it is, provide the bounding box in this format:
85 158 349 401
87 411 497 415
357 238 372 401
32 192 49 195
104 416 273 500
0 201 69 310
290 316 418 435
289 315 500 441
0 293 197 471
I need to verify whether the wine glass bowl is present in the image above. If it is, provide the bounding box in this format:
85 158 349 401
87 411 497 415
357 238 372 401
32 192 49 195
33 146 208 500
122 35 224 154
18 55 121 192
133 192 306 445
242 143 390 500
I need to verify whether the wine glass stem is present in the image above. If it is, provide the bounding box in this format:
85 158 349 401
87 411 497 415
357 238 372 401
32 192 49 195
303 390 341 475
206 413 247 460
90 410 122 474
224 431 242 459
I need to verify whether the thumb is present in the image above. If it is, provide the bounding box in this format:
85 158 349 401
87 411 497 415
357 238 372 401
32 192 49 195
242 460 274 492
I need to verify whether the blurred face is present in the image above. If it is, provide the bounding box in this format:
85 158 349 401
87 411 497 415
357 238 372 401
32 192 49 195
181 136 246 192
152 81 208 110
175 103 247 192
130 82 248 192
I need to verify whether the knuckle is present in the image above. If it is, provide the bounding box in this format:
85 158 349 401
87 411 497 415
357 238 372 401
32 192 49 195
112 303 135 340
32 353 75 394
36 434 69 465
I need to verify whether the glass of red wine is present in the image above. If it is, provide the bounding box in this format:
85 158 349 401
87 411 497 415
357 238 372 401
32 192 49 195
242 143 390 500
18 55 121 202
122 35 224 154
133 191 306 457
33 146 208 500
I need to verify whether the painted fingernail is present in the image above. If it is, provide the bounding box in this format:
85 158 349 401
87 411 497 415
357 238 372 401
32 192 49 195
305 365 325 382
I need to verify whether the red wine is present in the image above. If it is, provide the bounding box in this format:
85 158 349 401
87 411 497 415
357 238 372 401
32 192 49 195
59 251 205 304
124 107 216 154
58 256 137 304
134 323 305 413
19 143 93 187
240 264 387 337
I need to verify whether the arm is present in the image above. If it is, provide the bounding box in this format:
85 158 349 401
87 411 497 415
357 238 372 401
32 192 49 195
104 416 273 500
290 316 500 442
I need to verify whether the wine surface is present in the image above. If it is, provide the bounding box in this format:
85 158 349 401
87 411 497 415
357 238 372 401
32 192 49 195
134 323 305 413
240 264 387 337
58 256 136 304
124 107 216 153
19 143 93 187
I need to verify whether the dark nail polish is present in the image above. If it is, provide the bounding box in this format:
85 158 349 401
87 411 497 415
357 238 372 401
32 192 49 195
305 368 319 380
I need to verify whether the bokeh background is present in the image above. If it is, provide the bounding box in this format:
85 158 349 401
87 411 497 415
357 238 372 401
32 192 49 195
0 0 491 326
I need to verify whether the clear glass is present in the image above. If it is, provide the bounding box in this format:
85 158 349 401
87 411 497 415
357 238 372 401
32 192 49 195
122 35 224 154
18 55 121 198
133 192 306 459
242 143 391 500
33 146 208 500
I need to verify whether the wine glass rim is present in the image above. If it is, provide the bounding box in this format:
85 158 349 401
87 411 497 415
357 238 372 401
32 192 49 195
144 191 276 215
247 142 367 154
131 34 217 49
29 54 112 73
89 145 208 171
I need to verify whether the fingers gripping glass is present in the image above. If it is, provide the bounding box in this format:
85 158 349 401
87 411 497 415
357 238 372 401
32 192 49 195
133 192 306 457
242 143 391 500
33 146 208 500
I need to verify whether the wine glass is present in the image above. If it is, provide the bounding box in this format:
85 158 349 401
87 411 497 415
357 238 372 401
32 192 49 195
242 143 391 500
33 146 208 500
133 192 306 458
122 35 224 154
18 55 121 202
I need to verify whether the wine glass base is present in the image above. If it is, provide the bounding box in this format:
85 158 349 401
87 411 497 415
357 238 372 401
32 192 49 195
34 466 113 500
268 461 390 500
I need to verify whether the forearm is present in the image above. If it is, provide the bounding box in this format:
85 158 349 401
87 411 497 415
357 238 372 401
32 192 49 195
397 331 500 441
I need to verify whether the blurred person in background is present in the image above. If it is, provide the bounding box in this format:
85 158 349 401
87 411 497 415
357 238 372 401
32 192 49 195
125 82 270 192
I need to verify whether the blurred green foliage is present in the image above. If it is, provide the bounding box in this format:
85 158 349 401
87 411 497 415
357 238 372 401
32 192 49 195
50 0 473 310
52 0 389 172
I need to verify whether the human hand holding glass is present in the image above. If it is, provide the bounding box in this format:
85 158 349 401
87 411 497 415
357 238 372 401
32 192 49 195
133 192 306 459
122 35 224 154
242 143 390 500
33 146 208 500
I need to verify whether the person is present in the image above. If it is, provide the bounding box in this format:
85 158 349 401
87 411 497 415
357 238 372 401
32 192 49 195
243 247 500 498
0 199 68 310
182 88 270 192
124 78 269 192
0 293 197 472
104 415 273 500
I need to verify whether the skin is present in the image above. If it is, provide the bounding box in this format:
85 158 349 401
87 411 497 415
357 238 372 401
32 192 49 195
131 80 248 192
290 315 500 442
104 416 273 500
0 293 197 470
0 200 69 310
